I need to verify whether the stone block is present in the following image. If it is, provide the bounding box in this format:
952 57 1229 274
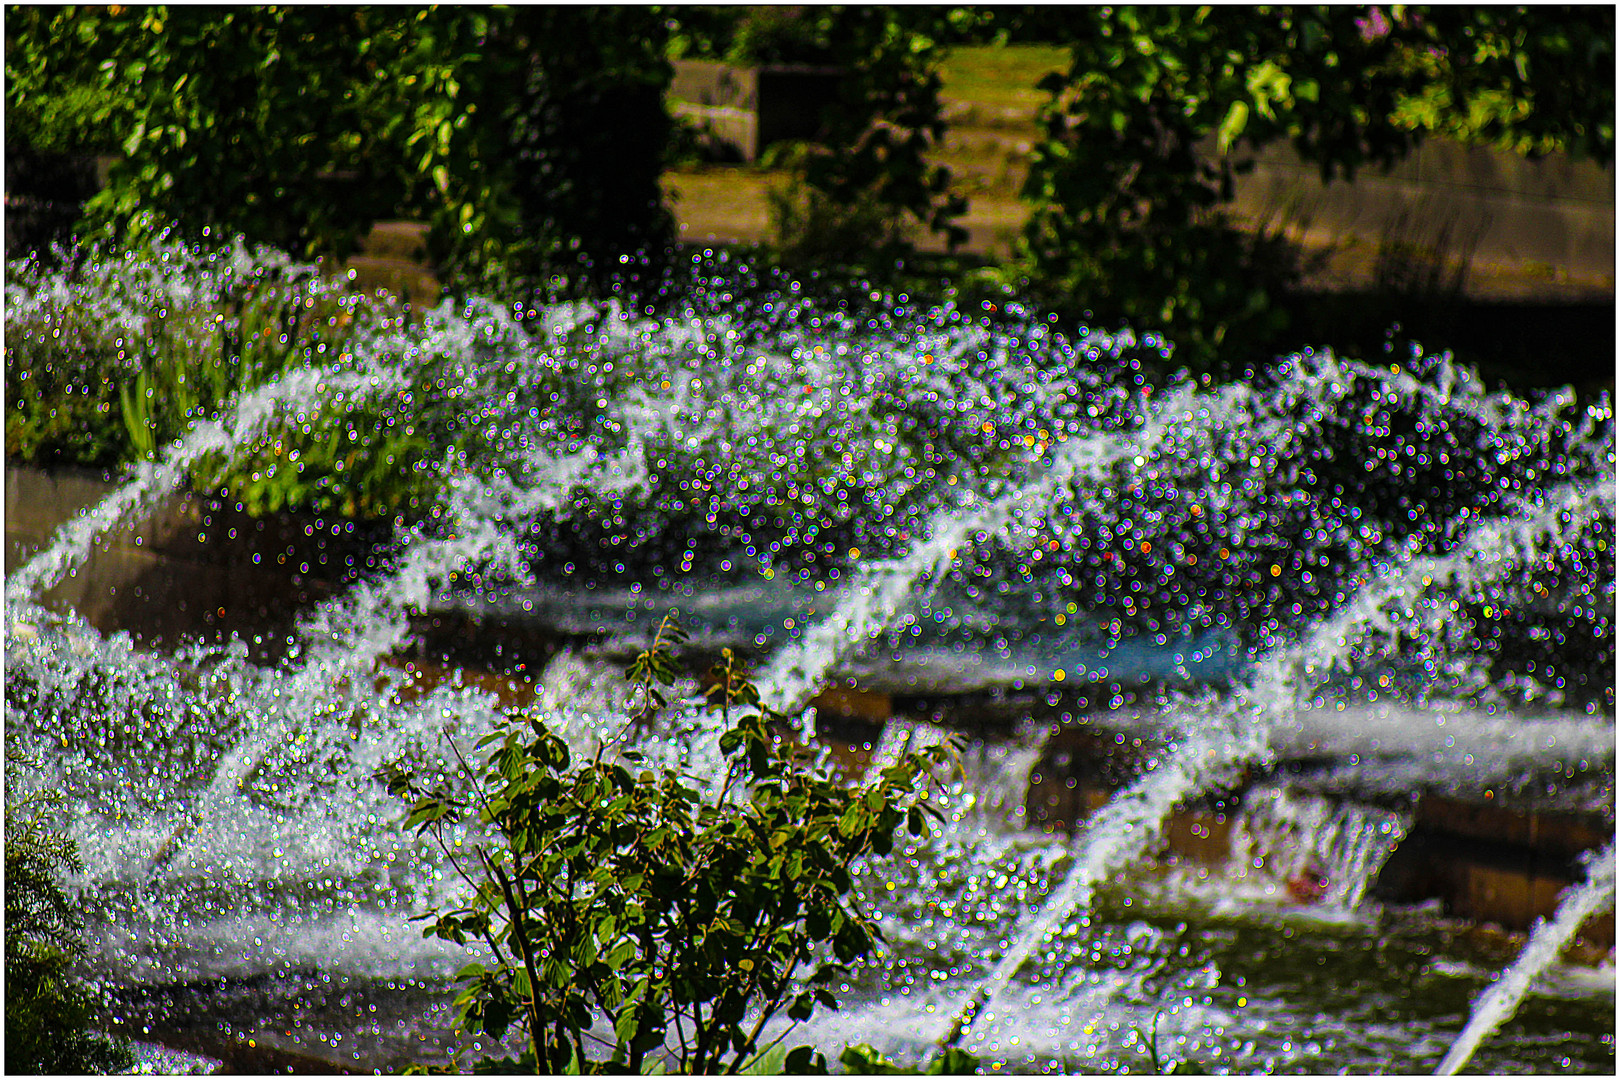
671 59 842 161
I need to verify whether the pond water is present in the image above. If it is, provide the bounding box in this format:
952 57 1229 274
5 243 1614 1073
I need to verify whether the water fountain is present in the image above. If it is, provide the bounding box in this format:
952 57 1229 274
5 241 1613 1072
1435 844 1615 1075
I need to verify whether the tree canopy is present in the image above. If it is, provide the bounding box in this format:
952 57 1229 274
7 5 1611 362
1019 5 1614 366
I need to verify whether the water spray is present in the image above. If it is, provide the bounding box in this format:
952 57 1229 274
1434 843 1616 1075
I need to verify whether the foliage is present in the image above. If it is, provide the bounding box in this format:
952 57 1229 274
664 6 750 64
1020 5 1616 372
386 615 956 1073
8 235 1131 548
6 278 134 468
667 6 996 67
722 6 840 67
839 1043 983 1074
667 7 973 254
3 7 675 295
4 240 435 520
1363 6 1614 163
765 151 917 266
795 8 971 253
6 242 316 468
5 7 403 261
2 7 136 258
5 751 135 1075
392 7 676 300
9 4 1611 344
201 389 438 521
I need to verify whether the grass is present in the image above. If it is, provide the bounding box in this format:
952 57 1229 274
663 44 1057 252
937 44 1068 117
661 169 778 246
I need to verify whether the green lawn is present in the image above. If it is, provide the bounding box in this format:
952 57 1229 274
663 44 1063 251
937 44 1069 116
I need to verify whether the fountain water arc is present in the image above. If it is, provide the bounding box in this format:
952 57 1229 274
936 471 1616 1050
1435 843 1616 1076
4 242 1613 1072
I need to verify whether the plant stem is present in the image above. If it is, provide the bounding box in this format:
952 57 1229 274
736 1020 799 1076
486 853 548 1067
729 952 797 1074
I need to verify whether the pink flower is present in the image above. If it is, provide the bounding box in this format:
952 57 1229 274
1356 6 1391 42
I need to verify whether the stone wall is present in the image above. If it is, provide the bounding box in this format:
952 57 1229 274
5 465 378 649
670 60 843 161
1216 135 1616 302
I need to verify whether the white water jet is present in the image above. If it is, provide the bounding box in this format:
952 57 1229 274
937 705 1272 1046
755 348 1609 717
165 440 665 862
6 243 1612 1071
936 472 1614 1048
6 276 713 892
4 363 405 608
1246 476 1614 717
1435 843 1616 1075
758 379 1223 712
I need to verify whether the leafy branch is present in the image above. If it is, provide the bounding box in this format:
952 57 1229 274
389 613 958 1074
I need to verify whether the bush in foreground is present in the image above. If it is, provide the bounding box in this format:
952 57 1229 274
5 752 135 1075
387 616 966 1073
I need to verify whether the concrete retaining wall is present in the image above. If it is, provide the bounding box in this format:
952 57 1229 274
671 60 844 161
1218 135 1615 302
4 465 377 647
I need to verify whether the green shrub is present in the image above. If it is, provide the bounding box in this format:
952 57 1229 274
667 7 971 255
386 615 958 1073
5 752 135 1075
6 7 402 262
410 7 677 300
1020 6 1616 373
7 243 366 463
5 240 436 521
5 7 678 295
766 160 915 268
839 1043 983 1074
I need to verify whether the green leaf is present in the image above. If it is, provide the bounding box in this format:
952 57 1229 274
784 1045 827 1074
810 961 847 985
838 1043 907 1074
1217 99 1249 153
837 803 864 837
479 995 515 1040
925 1047 982 1074
614 1005 640 1046
906 805 926 837
605 939 636 970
